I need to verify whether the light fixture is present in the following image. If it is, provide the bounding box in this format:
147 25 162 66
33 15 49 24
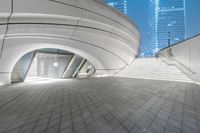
53 62 59 67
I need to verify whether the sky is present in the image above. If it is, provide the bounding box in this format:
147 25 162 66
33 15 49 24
126 0 200 49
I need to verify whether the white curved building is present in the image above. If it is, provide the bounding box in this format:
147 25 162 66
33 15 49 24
0 0 140 85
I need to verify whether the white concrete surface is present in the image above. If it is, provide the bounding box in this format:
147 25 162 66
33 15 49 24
158 35 200 83
0 0 140 85
115 58 192 82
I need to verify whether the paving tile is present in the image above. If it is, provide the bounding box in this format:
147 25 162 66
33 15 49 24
130 125 143 133
136 116 153 131
0 78 199 133
168 118 182 129
122 118 134 130
148 124 164 133
154 117 167 127
182 124 198 133
164 122 181 133
94 124 112 133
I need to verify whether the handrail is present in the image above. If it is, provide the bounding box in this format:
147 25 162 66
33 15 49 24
158 33 200 52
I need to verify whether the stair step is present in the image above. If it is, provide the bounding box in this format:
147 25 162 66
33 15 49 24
115 58 192 82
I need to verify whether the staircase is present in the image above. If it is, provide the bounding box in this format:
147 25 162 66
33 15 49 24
116 58 192 82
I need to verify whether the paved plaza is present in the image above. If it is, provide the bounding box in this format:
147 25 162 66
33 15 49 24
0 77 200 133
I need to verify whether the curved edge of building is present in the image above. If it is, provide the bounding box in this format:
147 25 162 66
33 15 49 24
0 0 140 85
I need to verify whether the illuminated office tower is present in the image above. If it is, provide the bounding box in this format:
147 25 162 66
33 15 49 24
147 0 186 56
104 0 127 14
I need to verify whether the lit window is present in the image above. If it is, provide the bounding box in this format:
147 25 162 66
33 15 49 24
53 62 59 67
108 2 115 7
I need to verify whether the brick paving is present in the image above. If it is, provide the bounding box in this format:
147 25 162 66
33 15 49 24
0 77 200 133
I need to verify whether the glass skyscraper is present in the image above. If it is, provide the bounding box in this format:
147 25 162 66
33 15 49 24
104 0 127 14
146 0 186 57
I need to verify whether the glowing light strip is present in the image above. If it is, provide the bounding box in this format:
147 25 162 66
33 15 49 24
116 76 194 83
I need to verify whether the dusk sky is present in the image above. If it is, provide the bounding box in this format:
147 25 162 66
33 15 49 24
126 0 200 48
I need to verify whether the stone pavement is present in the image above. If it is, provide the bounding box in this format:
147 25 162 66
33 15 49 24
0 77 200 133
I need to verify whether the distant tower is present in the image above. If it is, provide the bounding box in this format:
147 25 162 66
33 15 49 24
104 0 127 14
148 0 186 56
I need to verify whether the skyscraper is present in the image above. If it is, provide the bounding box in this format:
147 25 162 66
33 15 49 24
147 0 186 56
104 0 127 14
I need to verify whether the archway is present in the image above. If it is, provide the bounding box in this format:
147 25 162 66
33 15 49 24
11 48 95 83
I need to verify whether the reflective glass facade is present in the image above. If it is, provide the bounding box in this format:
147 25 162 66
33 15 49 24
104 0 127 14
146 0 186 57
11 48 96 83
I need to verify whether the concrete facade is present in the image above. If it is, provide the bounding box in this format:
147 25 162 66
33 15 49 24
0 0 140 85
158 34 200 83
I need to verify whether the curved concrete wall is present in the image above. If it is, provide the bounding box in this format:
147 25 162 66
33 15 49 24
158 34 200 83
0 0 140 85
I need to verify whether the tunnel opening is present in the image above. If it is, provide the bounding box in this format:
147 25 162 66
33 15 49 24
11 48 95 83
